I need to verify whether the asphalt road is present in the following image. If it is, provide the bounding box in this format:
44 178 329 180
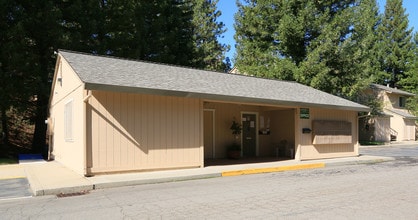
0 178 31 200
360 143 418 157
1 144 418 219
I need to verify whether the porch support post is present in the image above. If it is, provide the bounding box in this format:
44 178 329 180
199 99 204 168
294 108 301 160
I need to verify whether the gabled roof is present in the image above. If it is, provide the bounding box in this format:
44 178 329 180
385 109 418 120
58 50 369 112
370 83 415 97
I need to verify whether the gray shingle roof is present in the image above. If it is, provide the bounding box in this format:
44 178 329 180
370 84 415 96
385 109 418 119
58 50 369 112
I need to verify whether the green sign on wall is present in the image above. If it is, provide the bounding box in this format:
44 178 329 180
300 108 310 119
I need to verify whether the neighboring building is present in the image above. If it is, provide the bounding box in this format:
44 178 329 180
48 50 369 176
359 84 417 143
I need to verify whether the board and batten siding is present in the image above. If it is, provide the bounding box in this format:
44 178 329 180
86 91 203 174
297 108 359 160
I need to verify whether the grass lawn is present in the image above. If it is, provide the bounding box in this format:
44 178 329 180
0 143 24 165
0 157 18 165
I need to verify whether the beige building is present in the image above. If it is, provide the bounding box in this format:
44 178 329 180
359 84 417 143
48 50 369 176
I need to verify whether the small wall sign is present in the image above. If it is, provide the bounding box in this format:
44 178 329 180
300 108 310 119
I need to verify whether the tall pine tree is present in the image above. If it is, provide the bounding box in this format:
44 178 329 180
0 0 27 145
295 0 358 97
20 1 63 154
234 0 378 99
401 33 418 92
234 0 297 80
376 0 414 87
400 33 418 115
1 0 230 153
192 0 229 71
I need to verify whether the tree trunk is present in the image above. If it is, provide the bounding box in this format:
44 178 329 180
32 48 50 157
32 95 47 156
1 107 9 146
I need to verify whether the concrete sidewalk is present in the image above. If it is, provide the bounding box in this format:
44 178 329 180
13 154 394 196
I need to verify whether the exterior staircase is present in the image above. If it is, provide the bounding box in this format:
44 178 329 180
390 128 398 141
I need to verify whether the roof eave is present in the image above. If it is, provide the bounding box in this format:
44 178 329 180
85 83 370 112
384 109 418 120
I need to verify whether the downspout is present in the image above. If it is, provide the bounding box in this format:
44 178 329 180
83 89 92 177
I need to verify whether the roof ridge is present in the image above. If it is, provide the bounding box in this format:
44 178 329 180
371 83 406 91
57 49 300 84
58 49 224 73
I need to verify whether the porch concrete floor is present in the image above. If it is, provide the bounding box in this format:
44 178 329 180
204 157 293 167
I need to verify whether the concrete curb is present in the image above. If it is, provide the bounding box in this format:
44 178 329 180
89 163 333 191
26 171 94 196
221 163 326 177
20 156 397 197
37 185 94 197
92 173 221 190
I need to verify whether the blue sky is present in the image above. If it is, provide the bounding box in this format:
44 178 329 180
217 0 418 62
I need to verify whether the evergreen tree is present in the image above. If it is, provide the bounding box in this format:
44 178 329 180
191 0 229 71
0 0 62 153
304 0 381 98
1 0 230 153
59 0 109 54
234 0 296 80
60 0 198 66
376 0 414 87
349 0 381 94
0 0 26 145
19 1 62 154
234 0 378 98
295 0 357 97
401 33 418 92
400 33 418 115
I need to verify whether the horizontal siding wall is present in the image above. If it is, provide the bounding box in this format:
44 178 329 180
87 91 202 173
298 108 359 160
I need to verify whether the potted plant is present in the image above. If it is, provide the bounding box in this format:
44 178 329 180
227 119 242 159
230 120 242 138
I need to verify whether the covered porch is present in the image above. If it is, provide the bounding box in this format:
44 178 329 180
203 101 296 165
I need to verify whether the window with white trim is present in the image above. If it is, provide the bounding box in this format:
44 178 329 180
64 100 73 141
